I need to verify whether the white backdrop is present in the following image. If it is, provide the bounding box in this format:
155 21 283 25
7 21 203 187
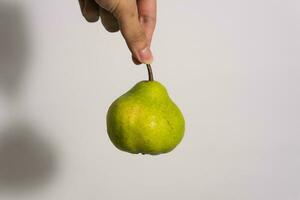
0 0 299 199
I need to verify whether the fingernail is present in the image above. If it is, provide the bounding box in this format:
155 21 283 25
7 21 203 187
137 47 153 64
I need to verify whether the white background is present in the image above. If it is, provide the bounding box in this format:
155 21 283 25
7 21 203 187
0 0 299 199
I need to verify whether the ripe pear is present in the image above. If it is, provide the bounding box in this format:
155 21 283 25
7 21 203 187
106 65 185 155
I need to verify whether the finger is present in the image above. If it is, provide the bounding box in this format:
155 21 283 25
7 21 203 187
79 0 85 13
94 0 119 12
112 0 153 64
99 7 119 32
132 55 142 65
83 0 100 22
137 0 157 44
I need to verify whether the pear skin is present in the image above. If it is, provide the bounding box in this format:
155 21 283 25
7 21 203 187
106 81 185 155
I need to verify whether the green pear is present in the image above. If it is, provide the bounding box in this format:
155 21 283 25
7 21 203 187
106 65 185 155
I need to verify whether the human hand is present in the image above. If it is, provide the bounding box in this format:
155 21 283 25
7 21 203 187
79 0 156 64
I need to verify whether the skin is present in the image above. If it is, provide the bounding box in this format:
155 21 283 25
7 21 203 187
106 81 185 155
78 0 157 65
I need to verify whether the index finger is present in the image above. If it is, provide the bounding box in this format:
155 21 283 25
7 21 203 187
113 0 153 64
137 0 157 44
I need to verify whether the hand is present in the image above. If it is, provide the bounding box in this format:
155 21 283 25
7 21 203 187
79 0 156 64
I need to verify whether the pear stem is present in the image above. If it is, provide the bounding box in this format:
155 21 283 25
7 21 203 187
146 64 154 81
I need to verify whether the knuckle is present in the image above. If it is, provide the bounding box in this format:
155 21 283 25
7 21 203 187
127 31 146 46
101 20 120 32
140 15 156 25
96 0 120 13
83 10 99 22
85 16 99 22
106 26 120 33
112 1 136 20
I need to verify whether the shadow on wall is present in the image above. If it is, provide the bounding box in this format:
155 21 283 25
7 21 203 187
0 122 57 192
0 2 28 98
0 2 58 193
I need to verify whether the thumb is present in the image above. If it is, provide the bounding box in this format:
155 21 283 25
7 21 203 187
112 0 153 64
